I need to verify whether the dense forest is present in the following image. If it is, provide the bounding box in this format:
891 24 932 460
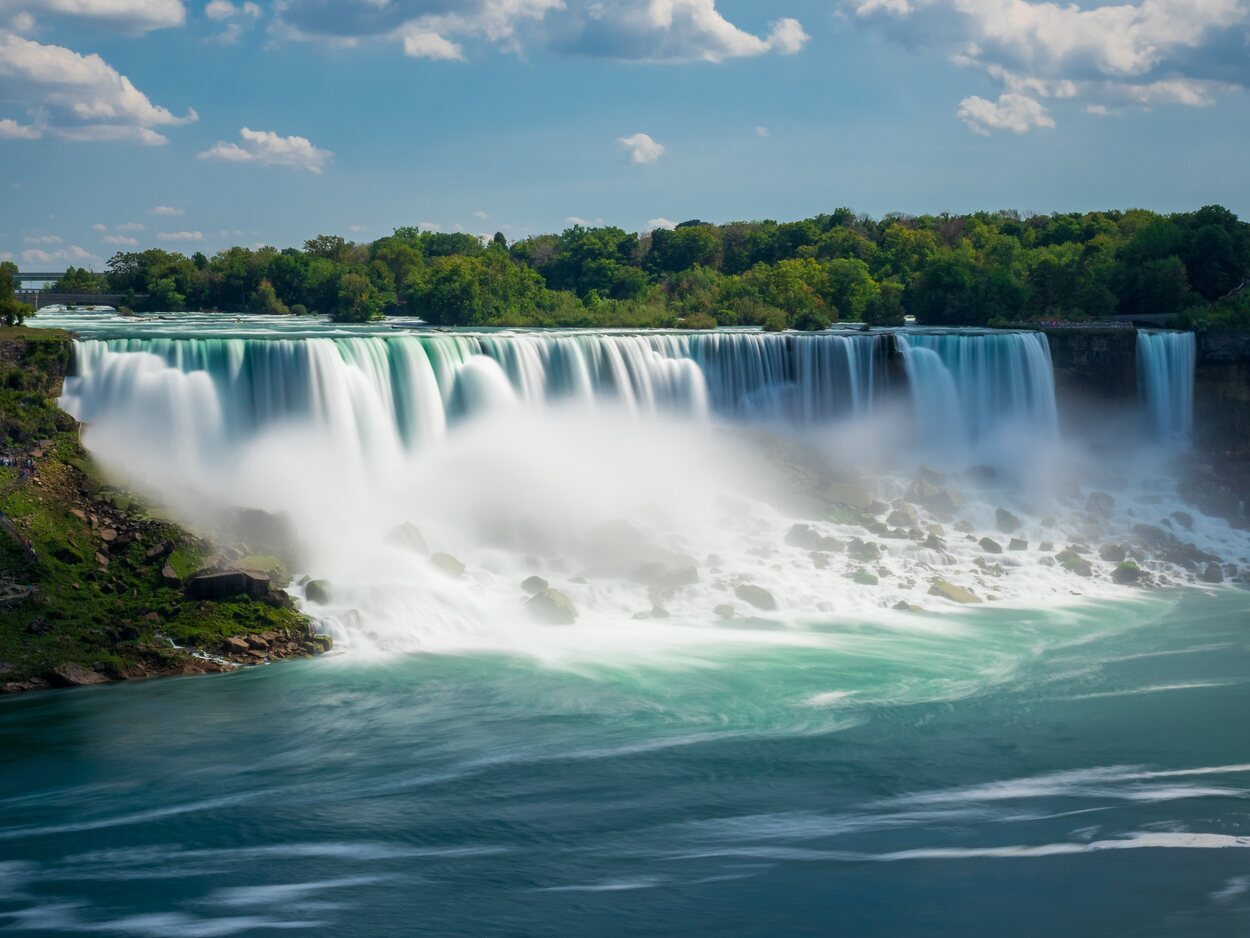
30 206 1250 329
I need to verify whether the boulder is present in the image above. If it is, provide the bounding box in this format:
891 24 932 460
304 579 331 605
1086 491 1115 519
185 570 270 601
734 583 777 611
47 662 108 687
161 564 181 588
1170 511 1194 531
847 539 881 563
1200 562 1225 584
385 522 428 555
631 562 699 588
823 480 875 511
1008 538 1028 552
928 579 981 604
222 636 250 654
526 587 578 625
979 537 1003 555
995 508 1022 534
907 479 956 515
430 553 466 577
521 575 549 596
1098 544 1127 563
713 603 736 620
1112 561 1141 585
785 523 843 552
886 505 919 528
850 569 879 586
1055 549 1092 577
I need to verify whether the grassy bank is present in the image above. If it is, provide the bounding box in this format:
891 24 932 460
0 328 323 693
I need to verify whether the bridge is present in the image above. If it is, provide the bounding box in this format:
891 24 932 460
13 271 70 284
9 270 143 310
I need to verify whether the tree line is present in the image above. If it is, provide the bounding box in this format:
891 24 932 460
41 205 1250 329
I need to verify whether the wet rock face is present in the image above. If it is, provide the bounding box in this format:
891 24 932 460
304 579 331 605
734 584 777 611
385 522 428 555
928 579 981 604
46 662 108 687
1112 562 1142 585
185 570 270 601
430 553 466 577
521 575 548 596
979 537 1003 555
995 509 1022 534
527 587 578 625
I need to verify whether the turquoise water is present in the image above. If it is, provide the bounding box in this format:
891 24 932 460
2 590 1249 936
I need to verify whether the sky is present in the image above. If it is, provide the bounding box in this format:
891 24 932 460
1 0 1248 270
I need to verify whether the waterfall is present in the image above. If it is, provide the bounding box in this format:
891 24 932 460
1137 331 1196 446
896 331 1059 449
62 332 890 455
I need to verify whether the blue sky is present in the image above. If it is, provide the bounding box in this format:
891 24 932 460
2 0 1248 269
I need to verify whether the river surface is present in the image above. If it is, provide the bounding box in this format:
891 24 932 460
2 313 1245 935
2 590 1249 936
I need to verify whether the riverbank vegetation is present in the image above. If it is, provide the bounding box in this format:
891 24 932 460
0 330 321 693
54 205 1250 329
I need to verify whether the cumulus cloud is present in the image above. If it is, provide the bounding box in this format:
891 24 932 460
117 221 145 230
958 92 1055 134
617 131 664 164
0 0 186 34
0 33 197 145
203 0 260 42
754 125 770 137
274 0 808 64
21 245 102 266
473 209 489 220
102 234 139 245
198 127 333 173
152 205 184 215
644 217 677 232
157 230 204 241
565 215 604 227
23 235 63 244
848 0 1250 131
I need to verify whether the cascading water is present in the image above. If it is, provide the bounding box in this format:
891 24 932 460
897 332 1059 449
1137 330 1196 446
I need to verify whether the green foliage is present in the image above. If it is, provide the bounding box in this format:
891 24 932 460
89 205 1250 329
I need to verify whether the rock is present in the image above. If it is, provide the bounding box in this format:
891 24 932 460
928 579 981 604
1086 491 1115 519
995 508 1022 534
893 600 923 612
245 634 269 650
1008 538 1028 552
964 465 998 484
47 662 108 687
1170 511 1195 531
1098 544 1127 563
979 537 1003 555
521 575 549 596
823 480 876 510
734 583 777 611
69 508 87 522
526 587 578 625
185 570 270 601
923 533 945 550
1056 549 1092 577
713 603 736 620
100 528 118 543
430 553 466 577
886 505 918 528
1112 561 1141 585
907 479 957 515
810 552 830 569
785 523 843 552
954 521 973 533
1132 524 1169 548
851 569 879 586
1200 562 1225 584
1039 541 1054 553
847 539 881 562
94 552 109 567
161 564 181 587
311 633 334 653
384 522 428 555
304 579 331 604
916 465 945 485
145 541 172 561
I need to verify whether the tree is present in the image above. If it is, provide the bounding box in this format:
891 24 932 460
334 272 383 322
250 279 289 315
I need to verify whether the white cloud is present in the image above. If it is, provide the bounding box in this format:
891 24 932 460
617 131 664 164
152 205 184 215
644 217 677 232
0 117 39 139
419 221 440 230
754 125 770 137
203 0 260 42
564 215 605 227
198 127 332 173
0 33 196 145
348 224 368 233
23 234 62 244
21 244 102 266
205 0 236 20
473 209 489 220
92 223 108 232
157 230 204 241
1 0 186 34
849 0 1250 130
117 221 145 231
957 92 1055 134
275 0 808 64
102 234 139 245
